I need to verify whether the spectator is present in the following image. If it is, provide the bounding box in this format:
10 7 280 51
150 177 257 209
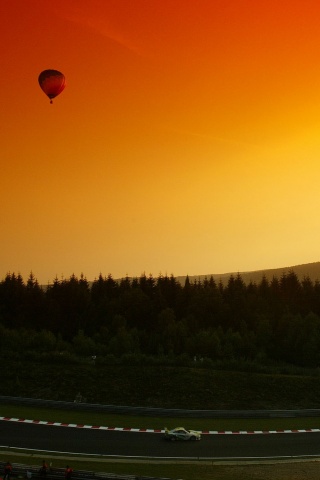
4 462 12 480
65 466 73 480
39 461 48 477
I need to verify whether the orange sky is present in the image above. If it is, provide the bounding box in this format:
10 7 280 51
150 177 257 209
2 0 320 284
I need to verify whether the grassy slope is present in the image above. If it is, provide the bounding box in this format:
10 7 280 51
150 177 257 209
3 360 320 410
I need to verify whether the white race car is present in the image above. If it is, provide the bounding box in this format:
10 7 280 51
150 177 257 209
164 427 201 441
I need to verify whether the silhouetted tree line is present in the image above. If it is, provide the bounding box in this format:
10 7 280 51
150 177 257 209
1 270 320 367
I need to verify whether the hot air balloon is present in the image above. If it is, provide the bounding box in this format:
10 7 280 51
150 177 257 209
38 70 66 104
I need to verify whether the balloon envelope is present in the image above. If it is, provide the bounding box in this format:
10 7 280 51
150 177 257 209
38 70 66 103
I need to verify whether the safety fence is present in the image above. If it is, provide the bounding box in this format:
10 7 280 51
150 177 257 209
0 462 174 480
1 395 320 418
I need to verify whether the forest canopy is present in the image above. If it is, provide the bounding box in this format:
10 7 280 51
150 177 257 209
1 270 320 368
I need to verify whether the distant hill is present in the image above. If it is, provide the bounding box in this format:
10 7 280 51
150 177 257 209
40 261 320 289
176 261 320 286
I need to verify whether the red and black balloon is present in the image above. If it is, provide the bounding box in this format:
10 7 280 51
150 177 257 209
38 70 66 103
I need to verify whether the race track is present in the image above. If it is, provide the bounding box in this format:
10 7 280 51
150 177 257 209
1 420 320 460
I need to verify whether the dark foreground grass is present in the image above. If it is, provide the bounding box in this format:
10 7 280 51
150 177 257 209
3 359 320 410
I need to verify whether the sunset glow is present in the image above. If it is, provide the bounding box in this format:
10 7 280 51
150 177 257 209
2 0 320 284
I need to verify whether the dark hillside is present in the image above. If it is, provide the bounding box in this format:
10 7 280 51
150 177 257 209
176 261 320 286
3 359 320 410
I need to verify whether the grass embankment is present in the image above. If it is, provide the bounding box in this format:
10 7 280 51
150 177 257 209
3 359 320 409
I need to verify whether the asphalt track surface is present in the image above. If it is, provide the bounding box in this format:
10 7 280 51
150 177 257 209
1 421 320 460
